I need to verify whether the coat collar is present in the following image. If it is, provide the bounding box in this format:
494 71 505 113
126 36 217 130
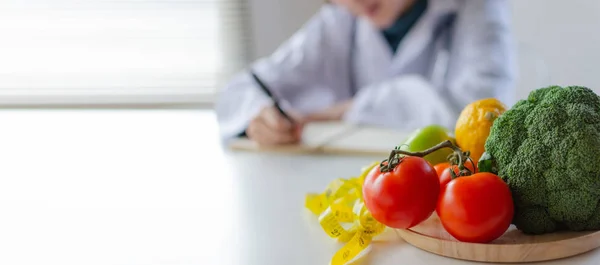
355 0 459 76
392 0 458 69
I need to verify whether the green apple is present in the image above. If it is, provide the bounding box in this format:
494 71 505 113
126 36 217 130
399 125 455 165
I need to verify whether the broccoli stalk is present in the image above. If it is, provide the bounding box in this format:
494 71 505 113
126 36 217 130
483 85 600 235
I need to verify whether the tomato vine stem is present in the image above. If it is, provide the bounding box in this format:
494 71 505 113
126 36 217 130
379 140 473 179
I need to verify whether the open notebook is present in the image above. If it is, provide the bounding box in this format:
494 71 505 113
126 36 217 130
228 121 411 156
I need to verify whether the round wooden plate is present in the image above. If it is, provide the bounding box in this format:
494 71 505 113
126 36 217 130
395 214 600 263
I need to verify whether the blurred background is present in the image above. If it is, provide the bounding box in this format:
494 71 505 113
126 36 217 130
0 0 598 108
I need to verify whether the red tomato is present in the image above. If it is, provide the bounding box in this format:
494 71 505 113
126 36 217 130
362 156 440 229
437 172 514 243
434 162 450 176
438 160 477 190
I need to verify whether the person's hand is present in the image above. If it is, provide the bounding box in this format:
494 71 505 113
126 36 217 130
305 100 353 122
247 106 303 146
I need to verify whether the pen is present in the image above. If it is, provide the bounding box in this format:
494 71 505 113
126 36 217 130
250 70 295 124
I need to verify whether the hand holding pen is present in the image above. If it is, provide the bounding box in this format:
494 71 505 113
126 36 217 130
245 71 304 145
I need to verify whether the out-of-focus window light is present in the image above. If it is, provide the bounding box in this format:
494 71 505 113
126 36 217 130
0 0 250 105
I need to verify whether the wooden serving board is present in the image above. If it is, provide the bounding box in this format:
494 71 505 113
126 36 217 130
395 214 600 263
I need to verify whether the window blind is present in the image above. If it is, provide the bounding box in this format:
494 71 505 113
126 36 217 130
0 0 252 105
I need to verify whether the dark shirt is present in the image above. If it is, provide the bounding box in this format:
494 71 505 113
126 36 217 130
381 0 428 54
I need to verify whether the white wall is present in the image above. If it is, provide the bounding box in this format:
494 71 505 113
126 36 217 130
247 0 324 59
248 0 600 100
511 0 600 99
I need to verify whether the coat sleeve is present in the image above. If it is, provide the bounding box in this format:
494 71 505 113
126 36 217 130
214 5 353 142
343 0 516 131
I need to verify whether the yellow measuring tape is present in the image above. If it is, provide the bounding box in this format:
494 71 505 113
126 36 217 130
305 162 387 265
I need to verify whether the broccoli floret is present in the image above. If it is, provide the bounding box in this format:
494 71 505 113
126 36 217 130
484 85 600 234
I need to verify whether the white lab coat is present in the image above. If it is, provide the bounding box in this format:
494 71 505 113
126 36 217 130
215 0 516 141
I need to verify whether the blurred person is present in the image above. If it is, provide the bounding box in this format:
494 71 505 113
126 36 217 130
215 0 516 145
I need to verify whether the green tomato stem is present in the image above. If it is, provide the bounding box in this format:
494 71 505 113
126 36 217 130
379 140 474 179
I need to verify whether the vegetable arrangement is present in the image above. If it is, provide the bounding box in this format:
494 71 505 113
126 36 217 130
307 85 600 263
363 140 514 243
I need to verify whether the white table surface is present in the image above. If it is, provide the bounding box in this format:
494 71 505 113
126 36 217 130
0 109 596 265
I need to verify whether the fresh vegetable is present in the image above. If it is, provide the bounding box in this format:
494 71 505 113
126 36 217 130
400 125 455 165
455 98 507 163
434 162 451 177
437 172 514 243
438 160 477 190
363 156 440 229
363 140 476 229
482 85 600 235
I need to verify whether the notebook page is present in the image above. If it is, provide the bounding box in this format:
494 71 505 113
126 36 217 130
227 121 356 153
300 121 357 147
322 125 411 156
